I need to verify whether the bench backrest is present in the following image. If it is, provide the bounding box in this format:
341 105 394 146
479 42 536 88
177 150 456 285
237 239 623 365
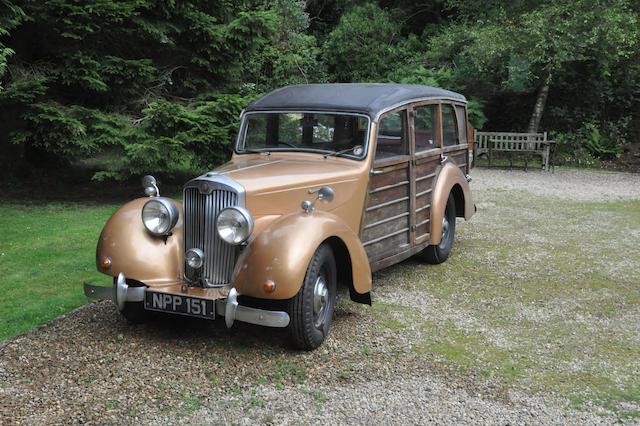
475 132 547 153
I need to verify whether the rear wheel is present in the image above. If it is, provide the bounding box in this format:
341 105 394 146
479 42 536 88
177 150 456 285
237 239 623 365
288 244 337 350
420 193 456 264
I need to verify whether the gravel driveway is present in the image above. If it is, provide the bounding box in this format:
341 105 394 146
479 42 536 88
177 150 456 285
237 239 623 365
1 167 639 425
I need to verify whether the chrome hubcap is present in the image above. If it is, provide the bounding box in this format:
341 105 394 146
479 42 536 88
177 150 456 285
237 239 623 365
313 276 329 328
441 216 449 240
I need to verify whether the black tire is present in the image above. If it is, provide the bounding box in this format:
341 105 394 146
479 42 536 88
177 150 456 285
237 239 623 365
288 244 337 350
116 278 152 324
421 193 456 264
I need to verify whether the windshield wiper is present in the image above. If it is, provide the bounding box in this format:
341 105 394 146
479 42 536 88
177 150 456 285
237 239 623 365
323 147 358 158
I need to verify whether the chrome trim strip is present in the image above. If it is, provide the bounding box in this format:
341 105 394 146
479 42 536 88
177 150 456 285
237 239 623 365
184 172 246 207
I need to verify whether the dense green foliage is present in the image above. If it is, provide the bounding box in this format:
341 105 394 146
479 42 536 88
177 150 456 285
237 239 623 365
1 0 639 178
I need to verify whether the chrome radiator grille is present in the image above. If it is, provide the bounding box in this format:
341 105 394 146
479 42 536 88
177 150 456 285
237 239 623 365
184 186 238 286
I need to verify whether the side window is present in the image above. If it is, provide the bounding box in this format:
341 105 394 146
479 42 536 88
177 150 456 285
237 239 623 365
414 105 437 152
442 105 459 147
455 105 468 145
376 110 408 159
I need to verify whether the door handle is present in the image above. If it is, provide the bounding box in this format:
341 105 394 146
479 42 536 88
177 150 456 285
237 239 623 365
440 154 448 164
371 168 385 175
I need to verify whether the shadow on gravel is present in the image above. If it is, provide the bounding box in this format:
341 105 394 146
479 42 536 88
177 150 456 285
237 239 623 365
135 313 293 351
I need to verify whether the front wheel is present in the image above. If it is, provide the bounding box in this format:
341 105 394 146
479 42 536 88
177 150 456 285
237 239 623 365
420 193 456 264
288 244 337 350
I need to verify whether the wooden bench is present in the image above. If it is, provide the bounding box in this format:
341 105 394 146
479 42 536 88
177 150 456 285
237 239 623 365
474 132 555 171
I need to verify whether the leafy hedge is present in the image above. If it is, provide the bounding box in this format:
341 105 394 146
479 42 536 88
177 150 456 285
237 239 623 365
1 0 639 178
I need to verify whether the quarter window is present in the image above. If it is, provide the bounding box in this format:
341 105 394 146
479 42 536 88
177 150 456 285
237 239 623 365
442 105 459 147
414 105 437 152
376 110 408 159
455 105 468 145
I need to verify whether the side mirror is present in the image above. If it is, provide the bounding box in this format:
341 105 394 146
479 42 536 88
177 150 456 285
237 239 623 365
142 175 159 197
302 186 335 212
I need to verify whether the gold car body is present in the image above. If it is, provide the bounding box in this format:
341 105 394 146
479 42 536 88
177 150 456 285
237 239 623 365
89 84 475 326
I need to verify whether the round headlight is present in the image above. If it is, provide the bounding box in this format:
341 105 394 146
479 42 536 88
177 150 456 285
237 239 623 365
216 207 253 245
141 198 179 236
185 248 205 269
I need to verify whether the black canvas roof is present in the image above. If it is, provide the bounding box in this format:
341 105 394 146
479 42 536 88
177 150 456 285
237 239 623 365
244 83 466 118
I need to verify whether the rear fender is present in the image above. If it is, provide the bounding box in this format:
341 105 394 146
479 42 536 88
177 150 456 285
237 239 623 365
430 163 474 245
232 211 372 300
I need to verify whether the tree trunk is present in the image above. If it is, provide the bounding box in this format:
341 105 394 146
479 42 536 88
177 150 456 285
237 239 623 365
527 66 552 133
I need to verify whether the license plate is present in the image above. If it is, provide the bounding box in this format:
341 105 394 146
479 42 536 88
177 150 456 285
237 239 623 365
144 291 215 319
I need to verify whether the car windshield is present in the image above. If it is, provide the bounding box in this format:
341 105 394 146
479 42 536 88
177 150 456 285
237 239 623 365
238 112 369 159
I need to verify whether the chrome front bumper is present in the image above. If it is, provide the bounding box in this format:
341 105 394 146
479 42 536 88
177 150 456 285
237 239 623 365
83 273 290 328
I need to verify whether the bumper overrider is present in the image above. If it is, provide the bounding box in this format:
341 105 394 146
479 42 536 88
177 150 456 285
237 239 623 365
83 273 290 328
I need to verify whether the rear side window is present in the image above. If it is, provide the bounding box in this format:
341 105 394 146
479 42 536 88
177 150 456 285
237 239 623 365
455 105 468 145
414 105 437 152
376 110 408 159
442 105 459 147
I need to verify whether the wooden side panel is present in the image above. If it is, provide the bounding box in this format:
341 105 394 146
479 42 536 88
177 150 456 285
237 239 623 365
414 154 439 241
361 162 411 262
448 148 468 175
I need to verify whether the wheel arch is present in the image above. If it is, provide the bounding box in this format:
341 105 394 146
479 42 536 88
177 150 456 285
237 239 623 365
429 163 475 245
450 183 466 218
324 236 372 305
232 211 372 302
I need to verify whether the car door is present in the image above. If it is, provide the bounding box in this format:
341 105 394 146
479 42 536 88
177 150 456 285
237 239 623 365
411 102 442 245
360 108 411 266
441 103 470 175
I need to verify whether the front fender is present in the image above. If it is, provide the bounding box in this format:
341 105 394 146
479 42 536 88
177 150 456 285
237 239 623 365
233 211 372 300
430 163 474 245
96 198 184 286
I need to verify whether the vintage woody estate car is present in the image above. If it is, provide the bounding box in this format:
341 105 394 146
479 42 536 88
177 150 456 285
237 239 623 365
84 83 475 350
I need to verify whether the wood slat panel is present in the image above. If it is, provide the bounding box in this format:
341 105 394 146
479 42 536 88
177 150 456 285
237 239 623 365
370 166 408 187
415 157 440 175
414 153 439 241
362 214 410 242
415 205 430 225
448 148 468 174
416 176 434 196
362 162 411 262
415 222 429 238
367 183 409 206
364 232 410 261
362 199 410 229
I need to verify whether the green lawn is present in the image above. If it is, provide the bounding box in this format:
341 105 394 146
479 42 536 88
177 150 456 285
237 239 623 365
0 202 117 340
